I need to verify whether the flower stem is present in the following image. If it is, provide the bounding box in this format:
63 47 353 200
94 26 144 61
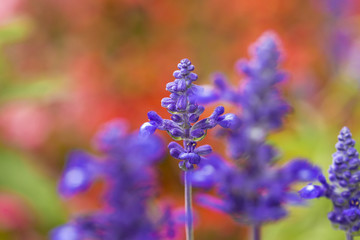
185 170 194 240
252 224 261 240
346 232 353 240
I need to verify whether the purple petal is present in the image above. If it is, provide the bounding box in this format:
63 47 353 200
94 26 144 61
194 145 212 156
298 184 324 199
139 122 157 138
58 151 98 198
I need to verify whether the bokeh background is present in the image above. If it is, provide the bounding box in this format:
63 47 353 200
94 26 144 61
0 0 360 239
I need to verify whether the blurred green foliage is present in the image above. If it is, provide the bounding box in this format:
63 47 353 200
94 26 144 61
0 147 66 230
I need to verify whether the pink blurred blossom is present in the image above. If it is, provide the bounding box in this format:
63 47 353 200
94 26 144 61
0 0 23 25
0 102 51 149
0 194 32 230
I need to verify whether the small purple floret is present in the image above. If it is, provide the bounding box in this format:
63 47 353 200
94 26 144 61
58 151 97 198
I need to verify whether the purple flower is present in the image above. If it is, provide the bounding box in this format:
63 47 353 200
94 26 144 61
194 32 319 225
197 73 241 105
190 154 228 189
58 151 99 198
197 157 320 224
140 59 238 170
299 127 360 236
52 120 175 240
230 32 289 158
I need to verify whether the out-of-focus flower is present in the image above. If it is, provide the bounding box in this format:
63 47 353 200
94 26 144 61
52 119 175 240
299 127 360 236
0 194 32 231
0 102 52 150
0 0 22 25
193 32 319 225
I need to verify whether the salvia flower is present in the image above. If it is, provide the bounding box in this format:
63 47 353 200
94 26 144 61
299 127 360 236
192 32 319 226
229 32 289 160
51 119 175 240
140 58 238 171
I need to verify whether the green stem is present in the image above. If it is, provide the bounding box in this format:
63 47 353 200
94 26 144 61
185 170 194 240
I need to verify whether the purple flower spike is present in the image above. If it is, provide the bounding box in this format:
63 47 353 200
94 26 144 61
194 32 319 226
141 59 236 170
140 59 238 239
299 126 360 236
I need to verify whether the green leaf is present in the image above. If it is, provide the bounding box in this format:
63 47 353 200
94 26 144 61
0 147 66 231
0 18 32 46
0 75 66 103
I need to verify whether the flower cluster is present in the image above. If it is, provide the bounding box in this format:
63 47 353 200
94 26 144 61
51 120 175 240
140 58 238 171
192 32 319 225
299 127 360 236
195 150 320 224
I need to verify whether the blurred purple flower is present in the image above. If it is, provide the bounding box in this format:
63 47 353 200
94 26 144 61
193 32 319 225
52 119 175 240
58 151 99 198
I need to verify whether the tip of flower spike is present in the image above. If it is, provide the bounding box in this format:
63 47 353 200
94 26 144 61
257 31 280 46
341 126 351 134
249 31 283 65
254 31 281 51
179 58 191 67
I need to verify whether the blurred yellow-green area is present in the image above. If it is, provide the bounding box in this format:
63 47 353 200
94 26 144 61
0 0 360 239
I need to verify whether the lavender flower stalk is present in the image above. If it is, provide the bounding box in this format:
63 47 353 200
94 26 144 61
193 32 320 240
140 59 237 240
51 120 175 240
299 127 360 240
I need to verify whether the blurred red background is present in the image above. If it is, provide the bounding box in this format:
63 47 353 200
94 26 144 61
0 0 360 239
